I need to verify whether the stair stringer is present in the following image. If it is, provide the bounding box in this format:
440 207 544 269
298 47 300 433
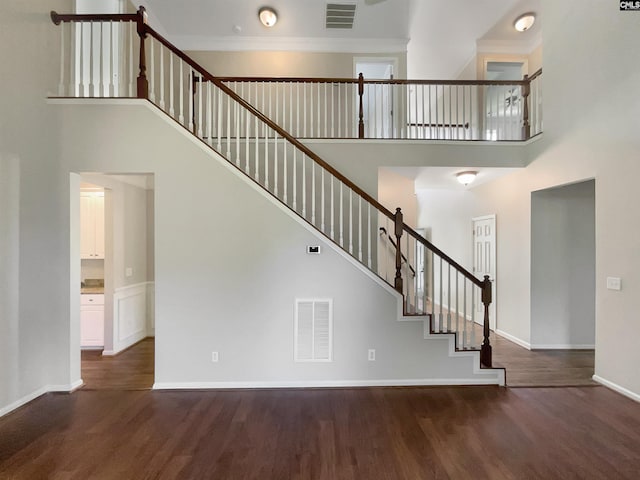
53 98 505 388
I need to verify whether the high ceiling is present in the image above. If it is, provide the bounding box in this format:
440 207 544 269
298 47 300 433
138 0 541 70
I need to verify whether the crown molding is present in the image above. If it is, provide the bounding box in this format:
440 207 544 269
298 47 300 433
172 35 409 53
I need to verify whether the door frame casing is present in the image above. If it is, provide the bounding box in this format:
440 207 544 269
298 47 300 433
472 214 496 330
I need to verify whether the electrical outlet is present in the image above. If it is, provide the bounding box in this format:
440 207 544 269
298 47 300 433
368 349 376 361
211 351 219 362
606 277 622 291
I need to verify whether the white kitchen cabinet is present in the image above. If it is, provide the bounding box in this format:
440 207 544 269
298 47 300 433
81 294 104 347
80 192 105 259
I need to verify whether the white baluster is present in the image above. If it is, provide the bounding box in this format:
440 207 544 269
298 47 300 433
89 22 95 97
58 21 65 96
331 83 335 137
273 129 278 195
320 169 325 232
148 37 155 102
367 204 372 269
447 263 452 331
463 280 468 348
358 197 362 261
69 22 76 96
311 162 315 225
265 126 270 190
128 22 134 96
188 68 193 132
316 83 320 137
108 21 115 97
98 22 104 96
178 60 184 124
339 183 344 247
296 82 300 137
254 115 259 181
302 154 306 218
217 88 222 151
235 102 240 167
169 54 174 117
245 106 250 174
337 84 341 137
206 81 212 146
330 177 335 240
292 148 297 210
159 43 165 108
283 139 287 203
197 75 203 138
349 190 353 254
456 271 460 342
226 90 231 158
303 84 307 137
324 82 327 137
471 286 476 347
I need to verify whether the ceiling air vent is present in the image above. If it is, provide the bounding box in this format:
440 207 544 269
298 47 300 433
326 3 356 29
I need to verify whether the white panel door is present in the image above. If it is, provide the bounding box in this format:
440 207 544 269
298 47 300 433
472 215 496 330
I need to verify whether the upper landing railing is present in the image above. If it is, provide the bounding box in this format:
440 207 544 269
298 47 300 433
220 70 542 141
50 8 497 367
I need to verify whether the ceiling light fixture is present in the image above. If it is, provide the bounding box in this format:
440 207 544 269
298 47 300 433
456 171 478 186
259 7 278 27
514 12 536 32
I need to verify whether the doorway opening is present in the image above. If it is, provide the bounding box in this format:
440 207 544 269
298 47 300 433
75 173 155 390
354 58 397 138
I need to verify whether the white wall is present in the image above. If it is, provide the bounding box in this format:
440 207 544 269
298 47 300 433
531 180 595 348
464 0 640 397
54 102 501 388
0 0 78 416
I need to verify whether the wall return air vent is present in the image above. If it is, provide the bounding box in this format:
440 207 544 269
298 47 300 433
326 3 356 29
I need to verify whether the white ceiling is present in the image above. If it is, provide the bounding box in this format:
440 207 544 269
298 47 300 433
138 0 541 61
386 166 520 191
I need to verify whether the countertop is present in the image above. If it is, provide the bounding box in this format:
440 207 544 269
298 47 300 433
81 287 104 294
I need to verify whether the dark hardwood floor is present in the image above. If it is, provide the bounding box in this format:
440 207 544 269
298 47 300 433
81 337 155 390
492 332 596 387
1 386 639 479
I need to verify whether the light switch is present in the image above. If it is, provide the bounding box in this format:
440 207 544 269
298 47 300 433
606 277 621 291
125 267 133 277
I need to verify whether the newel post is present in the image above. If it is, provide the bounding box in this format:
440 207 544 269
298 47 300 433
521 74 531 140
394 208 404 294
358 73 365 139
480 275 492 367
136 6 149 99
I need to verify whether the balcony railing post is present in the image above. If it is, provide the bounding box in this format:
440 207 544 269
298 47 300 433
358 73 365 139
394 208 403 293
136 6 149 99
480 275 492 367
522 74 530 140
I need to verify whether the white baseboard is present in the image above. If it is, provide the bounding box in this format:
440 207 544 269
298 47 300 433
530 344 595 350
0 379 84 418
592 375 640 403
153 377 503 390
495 329 531 349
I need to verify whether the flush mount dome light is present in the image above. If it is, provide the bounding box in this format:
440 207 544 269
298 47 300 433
514 12 536 32
456 171 478 186
259 7 278 27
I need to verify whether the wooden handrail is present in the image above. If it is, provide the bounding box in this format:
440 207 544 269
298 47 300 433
402 224 483 287
49 10 487 289
50 11 138 24
528 68 543 82
218 76 533 87
141 24 396 222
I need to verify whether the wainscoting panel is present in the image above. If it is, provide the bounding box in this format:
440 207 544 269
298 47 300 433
112 282 151 354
